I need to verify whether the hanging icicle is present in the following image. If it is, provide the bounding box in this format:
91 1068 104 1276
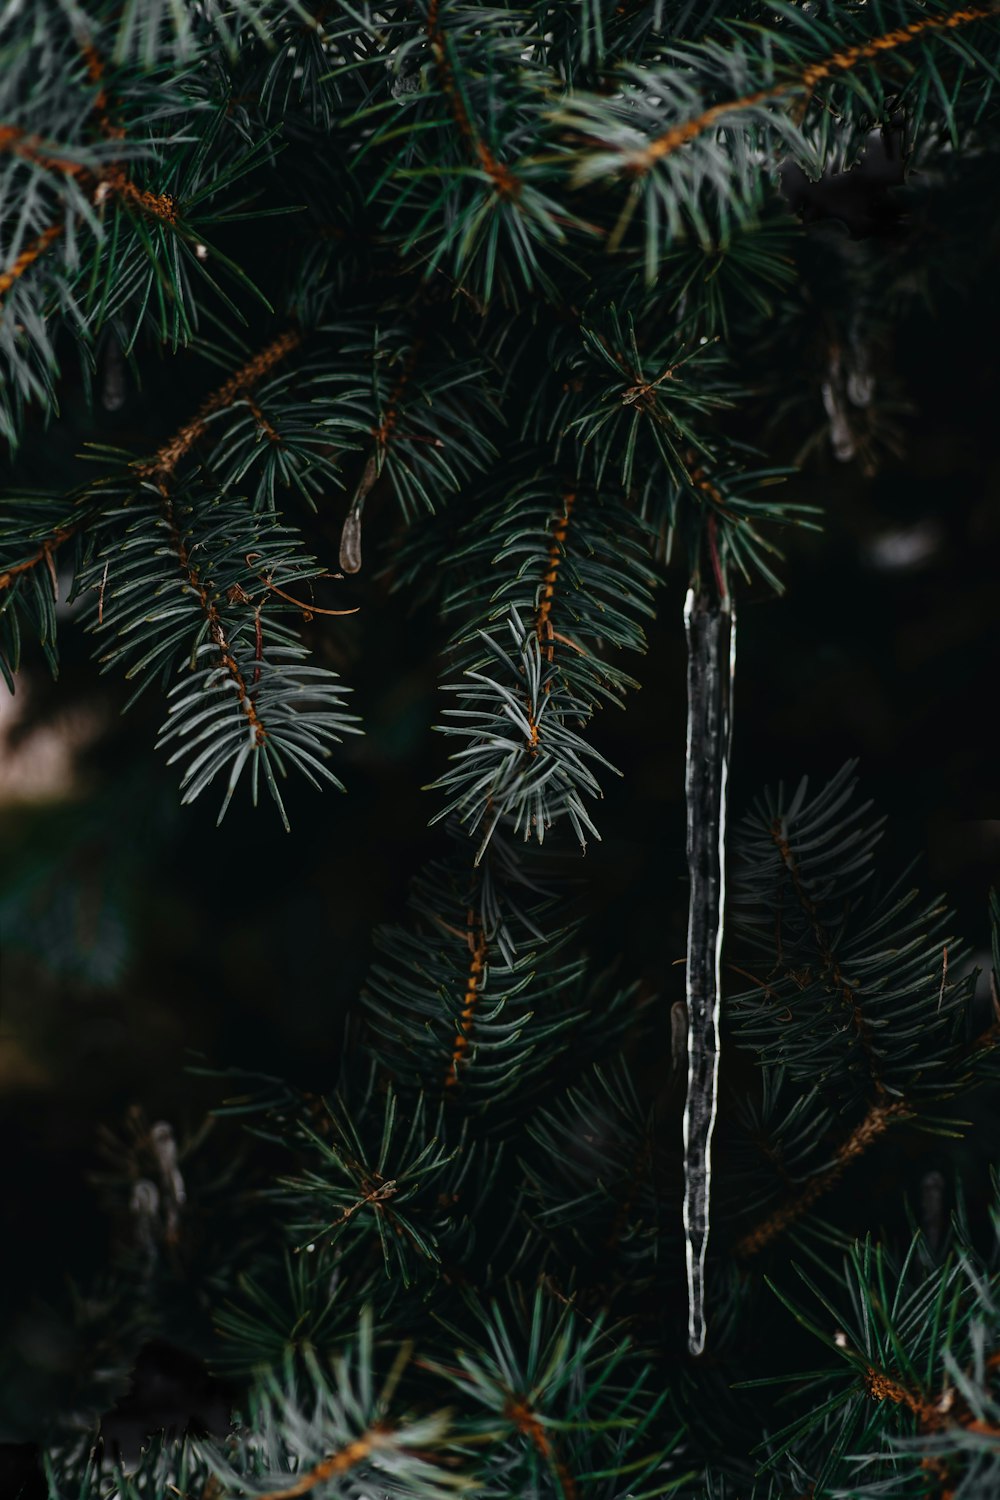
682 584 736 1356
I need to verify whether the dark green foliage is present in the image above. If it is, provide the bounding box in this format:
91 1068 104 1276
752 1187 1000 1495
200 1318 466 1500
521 1059 669 1295
2 0 998 1495
15 770 999 1494
729 761 983 1110
211 1242 391 1376
272 1076 483 1285
76 475 360 825
0 494 83 685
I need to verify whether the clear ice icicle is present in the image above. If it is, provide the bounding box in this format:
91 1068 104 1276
682 586 736 1356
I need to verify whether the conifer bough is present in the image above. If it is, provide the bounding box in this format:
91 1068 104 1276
2 0 999 1493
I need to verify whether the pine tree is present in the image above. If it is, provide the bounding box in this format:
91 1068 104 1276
1 2 998 1497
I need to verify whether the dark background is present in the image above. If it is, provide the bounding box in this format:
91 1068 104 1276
1 169 997 1446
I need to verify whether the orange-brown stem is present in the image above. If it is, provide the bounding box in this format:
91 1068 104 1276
0 128 177 223
536 492 576 661
684 453 738 523
160 496 267 746
350 338 427 510
0 124 91 180
373 339 425 451
426 0 522 199
0 525 74 592
865 1366 1000 1439
1 42 176 295
445 913 487 1087
101 166 178 222
735 1099 909 1257
507 1400 578 1500
138 329 303 486
80 41 125 143
246 395 282 445
0 223 65 300
255 1430 391 1499
131 330 301 745
635 4 996 173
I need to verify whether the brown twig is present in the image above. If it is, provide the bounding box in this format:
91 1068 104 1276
0 124 92 181
684 451 739 523
0 42 178 302
80 42 125 143
326 1179 398 1230
125 330 306 747
0 525 76 593
426 0 522 199
373 340 425 451
444 911 487 1088
245 394 282 446
160 495 267 746
0 127 179 224
506 1399 578 1500
535 492 577 662
254 1429 393 1500
243 556 359 619
864 1359 1000 1490
254 581 359 618
0 223 65 299
629 4 997 175
349 338 427 512
735 1099 910 1257
137 329 303 488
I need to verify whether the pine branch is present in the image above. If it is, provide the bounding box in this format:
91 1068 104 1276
431 471 659 855
315 311 499 529
756 1191 1000 1493
271 1076 484 1287
728 764 983 1110
443 914 488 1090
558 0 1000 273
138 328 304 488
768 807 891 1100
522 1059 669 1295
344 2 573 300
107 0 317 68
734 1100 912 1258
0 497 89 685
200 1311 467 1500
363 854 590 1108
77 473 359 826
213 1243 393 1376
0 222 65 299
427 1287 676 1498
1 22 277 443
0 523 75 592
432 605 618 856
425 0 522 202
505 1396 580 1500
626 4 999 179
250 1432 407 1500
708 771 996 1272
